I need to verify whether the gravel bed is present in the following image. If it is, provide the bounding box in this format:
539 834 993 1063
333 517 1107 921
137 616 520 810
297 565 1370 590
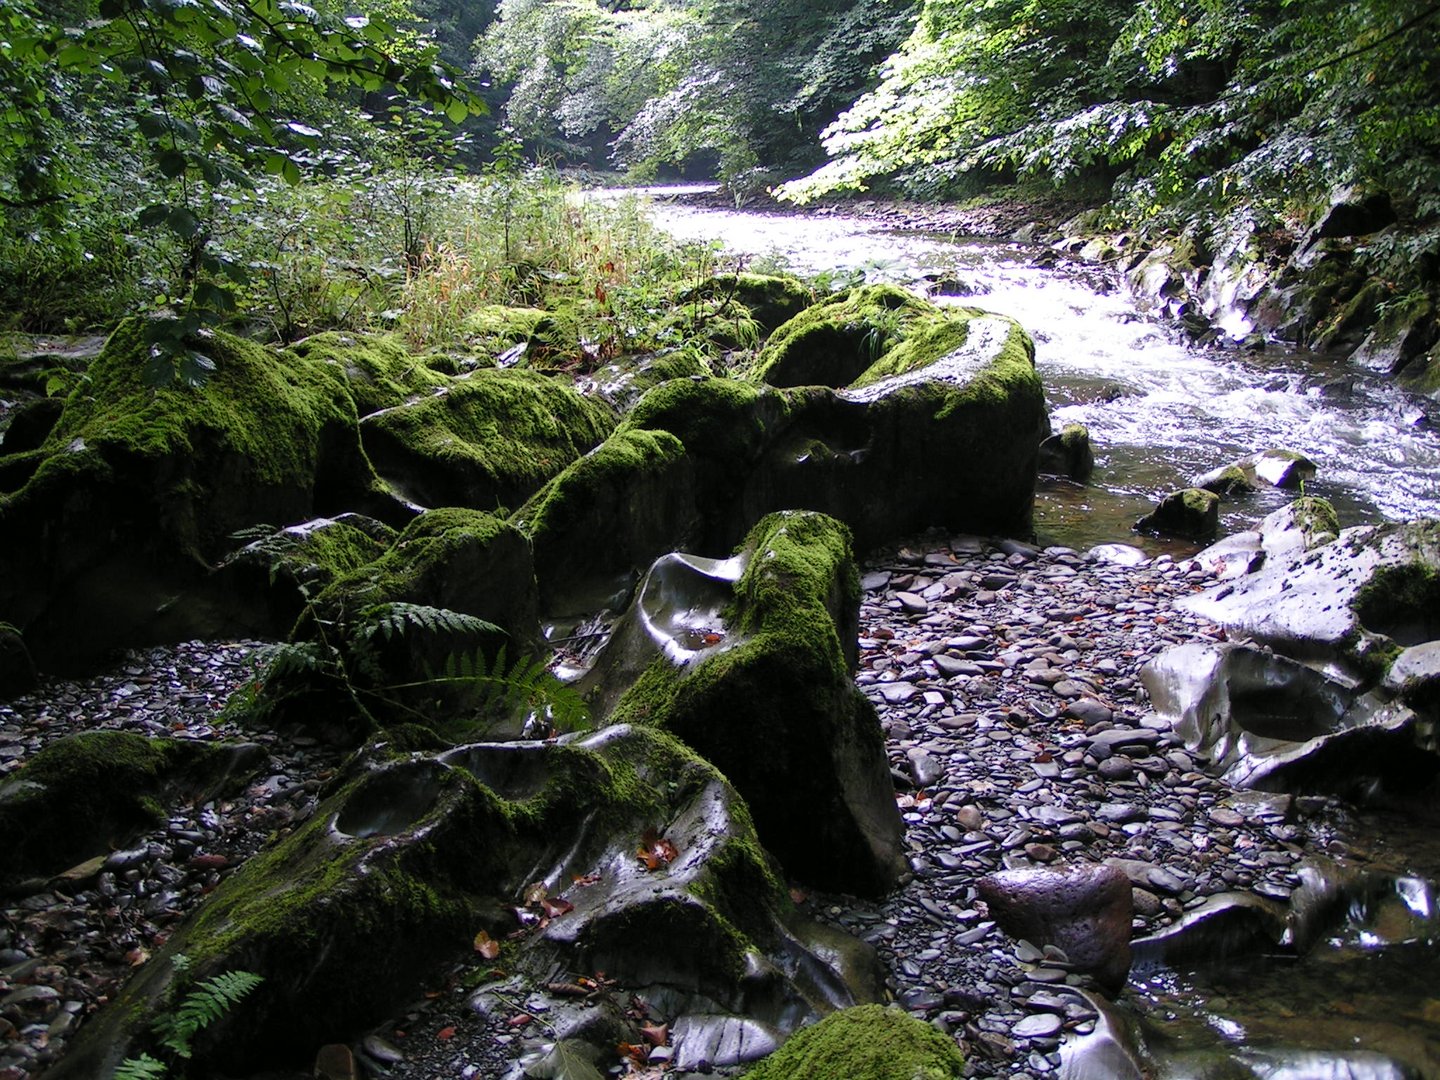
0 535 1353 1079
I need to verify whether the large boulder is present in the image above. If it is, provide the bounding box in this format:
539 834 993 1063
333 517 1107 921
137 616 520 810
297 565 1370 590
977 864 1134 993
50 725 884 1079
1179 518 1440 678
1133 488 1220 541
679 272 814 335
520 307 1043 611
1141 642 1437 797
359 368 616 513
0 321 387 671
592 512 905 896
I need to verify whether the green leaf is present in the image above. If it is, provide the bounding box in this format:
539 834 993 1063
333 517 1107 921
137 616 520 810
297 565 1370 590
165 205 203 238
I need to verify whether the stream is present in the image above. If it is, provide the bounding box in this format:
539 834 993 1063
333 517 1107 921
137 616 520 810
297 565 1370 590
621 187 1440 1079
622 186 1440 555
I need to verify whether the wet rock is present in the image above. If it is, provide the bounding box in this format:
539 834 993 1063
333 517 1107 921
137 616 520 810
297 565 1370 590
0 732 265 888
1180 518 1440 677
1141 642 1438 796
1308 184 1397 242
591 512 905 895
1130 893 1289 970
0 625 37 701
1038 423 1095 482
1133 489 1219 542
1194 449 1318 492
978 864 1133 993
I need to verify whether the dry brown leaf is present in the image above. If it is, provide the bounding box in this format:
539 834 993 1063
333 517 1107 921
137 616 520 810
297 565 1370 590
639 1021 668 1047
473 930 501 960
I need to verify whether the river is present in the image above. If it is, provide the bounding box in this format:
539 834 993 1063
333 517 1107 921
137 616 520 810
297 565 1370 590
623 188 1440 1079
623 186 1440 555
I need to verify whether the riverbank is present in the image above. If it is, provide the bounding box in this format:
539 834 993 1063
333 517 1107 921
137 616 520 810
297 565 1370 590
8 528 1420 1079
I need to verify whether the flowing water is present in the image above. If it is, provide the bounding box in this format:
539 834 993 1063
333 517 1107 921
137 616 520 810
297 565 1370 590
619 187 1440 1077
622 186 1440 555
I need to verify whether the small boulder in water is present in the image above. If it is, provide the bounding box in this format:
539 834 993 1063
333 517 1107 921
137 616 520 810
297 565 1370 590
1038 422 1095 481
1134 488 1220 541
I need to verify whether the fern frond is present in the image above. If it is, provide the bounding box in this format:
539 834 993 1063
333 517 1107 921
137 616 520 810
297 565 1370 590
256 640 334 683
355 602 506 646
156 970 264 1059
414 645 590 733
115 1054 168 1080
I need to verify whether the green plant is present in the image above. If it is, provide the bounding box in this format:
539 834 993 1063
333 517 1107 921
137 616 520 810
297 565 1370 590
258 599 589 738
115 955 264 1080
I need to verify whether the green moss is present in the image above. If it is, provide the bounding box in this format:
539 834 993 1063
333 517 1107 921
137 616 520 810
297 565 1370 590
1353 560 1440 646
743 1005 964 1080
460 303 582 366
517 427 687 541
44 319 354 493
624 376 781 466
1289 495 1340 540
283 332 450 417
680 272 814 334
848 309 981 388
751 285 935 388
360 368 616 511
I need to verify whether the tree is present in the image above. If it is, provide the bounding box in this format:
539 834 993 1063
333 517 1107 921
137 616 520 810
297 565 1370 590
0 0 480 377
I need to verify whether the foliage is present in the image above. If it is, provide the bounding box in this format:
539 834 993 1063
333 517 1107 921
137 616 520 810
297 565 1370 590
778 0 1440 246
258 598 589 736
477 0 919 192
0 0 481 373
115 957 264 1079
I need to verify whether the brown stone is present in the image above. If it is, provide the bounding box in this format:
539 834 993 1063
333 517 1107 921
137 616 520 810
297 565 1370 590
314 1043 357 1080
978 863 1133 992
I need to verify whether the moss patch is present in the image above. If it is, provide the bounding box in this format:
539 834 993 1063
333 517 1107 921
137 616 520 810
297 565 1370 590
283 332 450 417
743 1004 964 1080
359 368 616 512
1354 561 1440 646
751 285 934 388
680 272 814 334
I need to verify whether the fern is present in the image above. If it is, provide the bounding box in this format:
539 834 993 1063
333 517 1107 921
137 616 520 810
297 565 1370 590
419 645 589 734
115 1054 168 1080
155 970 265 1059
355 602 506 645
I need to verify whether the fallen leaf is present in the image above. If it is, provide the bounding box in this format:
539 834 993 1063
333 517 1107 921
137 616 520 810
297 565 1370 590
507 1013 534 1027
436 1026 456 1040
637 827 679 871
474 930 501 960
618 1042 648 1064
542 896 574 918
126 947 150 967
523 881 548 906
573 871 601 887
639 1021 668 1047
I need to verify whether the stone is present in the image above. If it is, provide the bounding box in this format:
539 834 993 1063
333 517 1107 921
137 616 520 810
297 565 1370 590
978 864 1134 993
591 512 906 896
314 1043 358 1079
1130 893 1288 970
1133 488 1219 542
0 624 36 700
1143 640 1438 796
520 304 1045 609
1037 423 1095 482
1194 449 1317 494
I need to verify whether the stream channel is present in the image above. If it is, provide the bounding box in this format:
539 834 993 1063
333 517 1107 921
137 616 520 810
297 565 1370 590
617 187 1440 1078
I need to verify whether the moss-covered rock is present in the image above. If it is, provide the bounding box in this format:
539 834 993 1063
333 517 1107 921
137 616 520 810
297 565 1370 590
0 621 35 700
204 514 400 639
680 272 814 334
520 312 1043 611
1038 421 1095 481
460 303 578 366
586 348 713 414
594 512 905 896
318 507 540 654
743 1004 965 1080
1134 488 1220 541
750 284 935 388
359 368 616 512
0 731 265 888
52 725 883 1079
0 319 384 671
283 331 451 416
